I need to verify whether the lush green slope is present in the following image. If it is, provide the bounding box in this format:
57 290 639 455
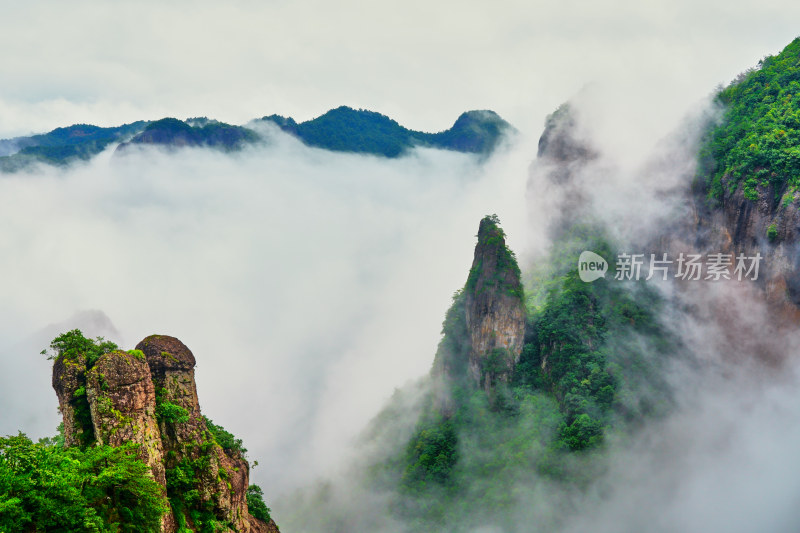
517 227 673 446
0 434 166 532
366 219 675 531
700 37 800 203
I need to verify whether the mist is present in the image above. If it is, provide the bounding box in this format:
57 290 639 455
528 86 800 532
522 87 800 533
0 126 531 497
259 82 800 532
558 278 800 533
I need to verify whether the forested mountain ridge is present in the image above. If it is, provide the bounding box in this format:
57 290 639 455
0 107 513 172
261 107 513 157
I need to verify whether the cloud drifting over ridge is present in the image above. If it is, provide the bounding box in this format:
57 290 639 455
0 127 532 494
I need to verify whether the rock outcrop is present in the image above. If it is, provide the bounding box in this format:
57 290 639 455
86 349 167 486
694 180 800 322
430 215 526 408
52 353 92 448
52 335 279 533
536 103 598 168
136 335 264 533
527 102 602 244
464 216 526 391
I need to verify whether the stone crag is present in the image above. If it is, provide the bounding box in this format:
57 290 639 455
464 217 526 392
52 335 279 533
86 349 167 487
432 215 526 402
694 179 800 323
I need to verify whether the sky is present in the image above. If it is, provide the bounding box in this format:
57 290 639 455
0 0 799 140
2 0 800 526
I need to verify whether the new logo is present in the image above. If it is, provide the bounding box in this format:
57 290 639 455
578 251 608 282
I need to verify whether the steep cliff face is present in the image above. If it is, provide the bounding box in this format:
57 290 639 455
531 90 800 326
464 216 526 391
430 215 525 407
528 103 601 243
693 176 800 322
136 335 265 533
691 38 800 323
86 350 167 486
536 103 598 167
52 334 278 533
52 353 92 448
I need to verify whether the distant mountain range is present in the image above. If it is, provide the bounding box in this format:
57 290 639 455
0 107 514 172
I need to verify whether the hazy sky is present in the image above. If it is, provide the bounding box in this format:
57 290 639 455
0 0 799 138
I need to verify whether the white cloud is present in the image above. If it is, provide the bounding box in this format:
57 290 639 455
0 128 531 496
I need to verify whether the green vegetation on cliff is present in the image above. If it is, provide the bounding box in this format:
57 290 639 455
0 433 166 532
204 416 247 457
44 328 118 366
164 448 227 533
700 37 800 202
464 214 523 299
517 228 671 451
246 485 273 524
376 219 674 530
1 330 277 533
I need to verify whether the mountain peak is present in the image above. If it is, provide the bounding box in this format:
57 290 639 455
117 117 259 152
464 215 526 392
262 106 513 157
